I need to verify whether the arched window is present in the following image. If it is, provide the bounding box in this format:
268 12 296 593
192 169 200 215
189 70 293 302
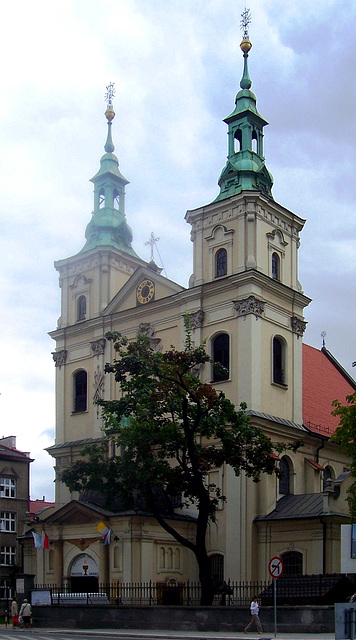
99 188 105 209
234 129 242 152
272 252 280 280
281 551 303 576
77 295 86 321
74 370 87 413
252 130 258 153
113 189 120 210
215 248 227 278
210 553 224 584
279 456 290 495
273 336 286 385
212 334 229 382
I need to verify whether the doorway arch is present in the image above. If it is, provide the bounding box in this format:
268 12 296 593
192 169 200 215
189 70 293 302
69 553 99 593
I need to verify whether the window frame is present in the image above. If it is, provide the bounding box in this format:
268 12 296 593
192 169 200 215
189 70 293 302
0 546 16 566
215 248 227 278
77 295 87 322
212 333 230 382
0 512 16 533
281 550 303 576
273 336 287 386
0 478 16 499
279 456 291 495
271 252 280 280
73 370 88 413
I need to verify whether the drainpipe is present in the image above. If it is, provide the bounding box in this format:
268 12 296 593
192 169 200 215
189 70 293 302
315 437 326 464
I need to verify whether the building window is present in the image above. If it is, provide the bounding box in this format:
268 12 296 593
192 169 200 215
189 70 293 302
77 295 86 321
0 478 16 499
234 129 242 152
210 553 224 584
281 551 303 576
74 370 87 413
273 336 286 385
0 512 16 533
0 579 13 600
113 189 120 210
212 334 229 382
0 547 15 566
215 248 227 278
272 252 280 280
279 456 290 495
99 188 105 209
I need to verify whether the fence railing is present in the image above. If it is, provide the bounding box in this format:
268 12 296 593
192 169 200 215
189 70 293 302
34 574 351 606
34 580 267 606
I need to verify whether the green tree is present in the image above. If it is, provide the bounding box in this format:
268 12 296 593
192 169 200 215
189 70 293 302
331 391 356 521
62 326 301 604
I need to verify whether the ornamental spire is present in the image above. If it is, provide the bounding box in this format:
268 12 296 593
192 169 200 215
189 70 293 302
239 8 252 91
104 82 115 153
213 9 274 202
79 83 139 257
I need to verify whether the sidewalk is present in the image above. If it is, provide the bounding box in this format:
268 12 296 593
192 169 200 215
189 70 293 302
13 629 335 640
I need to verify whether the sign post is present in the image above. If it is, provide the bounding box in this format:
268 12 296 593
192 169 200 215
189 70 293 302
268 556 284 637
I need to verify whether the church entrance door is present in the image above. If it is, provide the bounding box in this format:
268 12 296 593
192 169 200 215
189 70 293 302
69 553 99 593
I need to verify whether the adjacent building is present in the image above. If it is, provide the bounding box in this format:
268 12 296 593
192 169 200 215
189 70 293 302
0 436 32 600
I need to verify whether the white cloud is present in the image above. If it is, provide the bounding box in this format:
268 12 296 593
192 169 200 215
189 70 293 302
0 0 355 499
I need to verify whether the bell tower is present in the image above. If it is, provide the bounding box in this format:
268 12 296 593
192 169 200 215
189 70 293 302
54 83 146 329
186 14 311 424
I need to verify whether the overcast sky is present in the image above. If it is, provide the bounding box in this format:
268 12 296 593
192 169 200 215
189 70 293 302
0 0 355 501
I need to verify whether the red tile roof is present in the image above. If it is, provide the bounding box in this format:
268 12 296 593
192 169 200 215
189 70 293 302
302 344 356 437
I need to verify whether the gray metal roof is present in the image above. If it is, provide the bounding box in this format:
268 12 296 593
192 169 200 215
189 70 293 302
46 436 106 452
247 410 307 432
255 493 349 522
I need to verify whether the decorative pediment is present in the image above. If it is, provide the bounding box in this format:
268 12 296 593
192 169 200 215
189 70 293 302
43 500 111 527
103 266 184 316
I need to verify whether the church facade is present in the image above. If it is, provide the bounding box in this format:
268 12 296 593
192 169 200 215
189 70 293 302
24 36 355 592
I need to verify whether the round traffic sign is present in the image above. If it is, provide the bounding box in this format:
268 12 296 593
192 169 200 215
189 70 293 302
268 556 284 578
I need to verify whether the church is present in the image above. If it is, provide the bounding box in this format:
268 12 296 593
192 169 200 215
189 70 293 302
23 27 355 593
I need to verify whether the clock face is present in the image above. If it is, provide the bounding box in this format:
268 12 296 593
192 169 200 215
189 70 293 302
136 279 155 305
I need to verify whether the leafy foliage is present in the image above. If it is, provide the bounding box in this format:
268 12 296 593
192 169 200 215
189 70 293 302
331 391 356 521
62 323 301 603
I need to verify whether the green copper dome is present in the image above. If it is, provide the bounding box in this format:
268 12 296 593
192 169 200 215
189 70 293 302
214 37 274 202
80 103 139 257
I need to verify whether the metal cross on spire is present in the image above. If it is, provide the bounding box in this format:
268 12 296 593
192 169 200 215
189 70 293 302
105 82 115 107
145 232 160 261
240 7 251 40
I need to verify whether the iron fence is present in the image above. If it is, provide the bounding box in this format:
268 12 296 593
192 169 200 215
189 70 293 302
35 580 266 606
34 573 353 606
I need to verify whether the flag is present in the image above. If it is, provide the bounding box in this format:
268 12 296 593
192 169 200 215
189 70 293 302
103 529 113 545
32 531 42 550
96 521 113 544
96 521 109 536
42 531 49 549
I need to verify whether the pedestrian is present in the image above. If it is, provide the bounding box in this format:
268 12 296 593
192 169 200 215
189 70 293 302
244 595 263 634
19 599 32 628
11 597 18 628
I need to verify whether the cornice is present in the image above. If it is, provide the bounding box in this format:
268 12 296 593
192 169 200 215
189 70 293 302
185 191 306 232
54 245 147 274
